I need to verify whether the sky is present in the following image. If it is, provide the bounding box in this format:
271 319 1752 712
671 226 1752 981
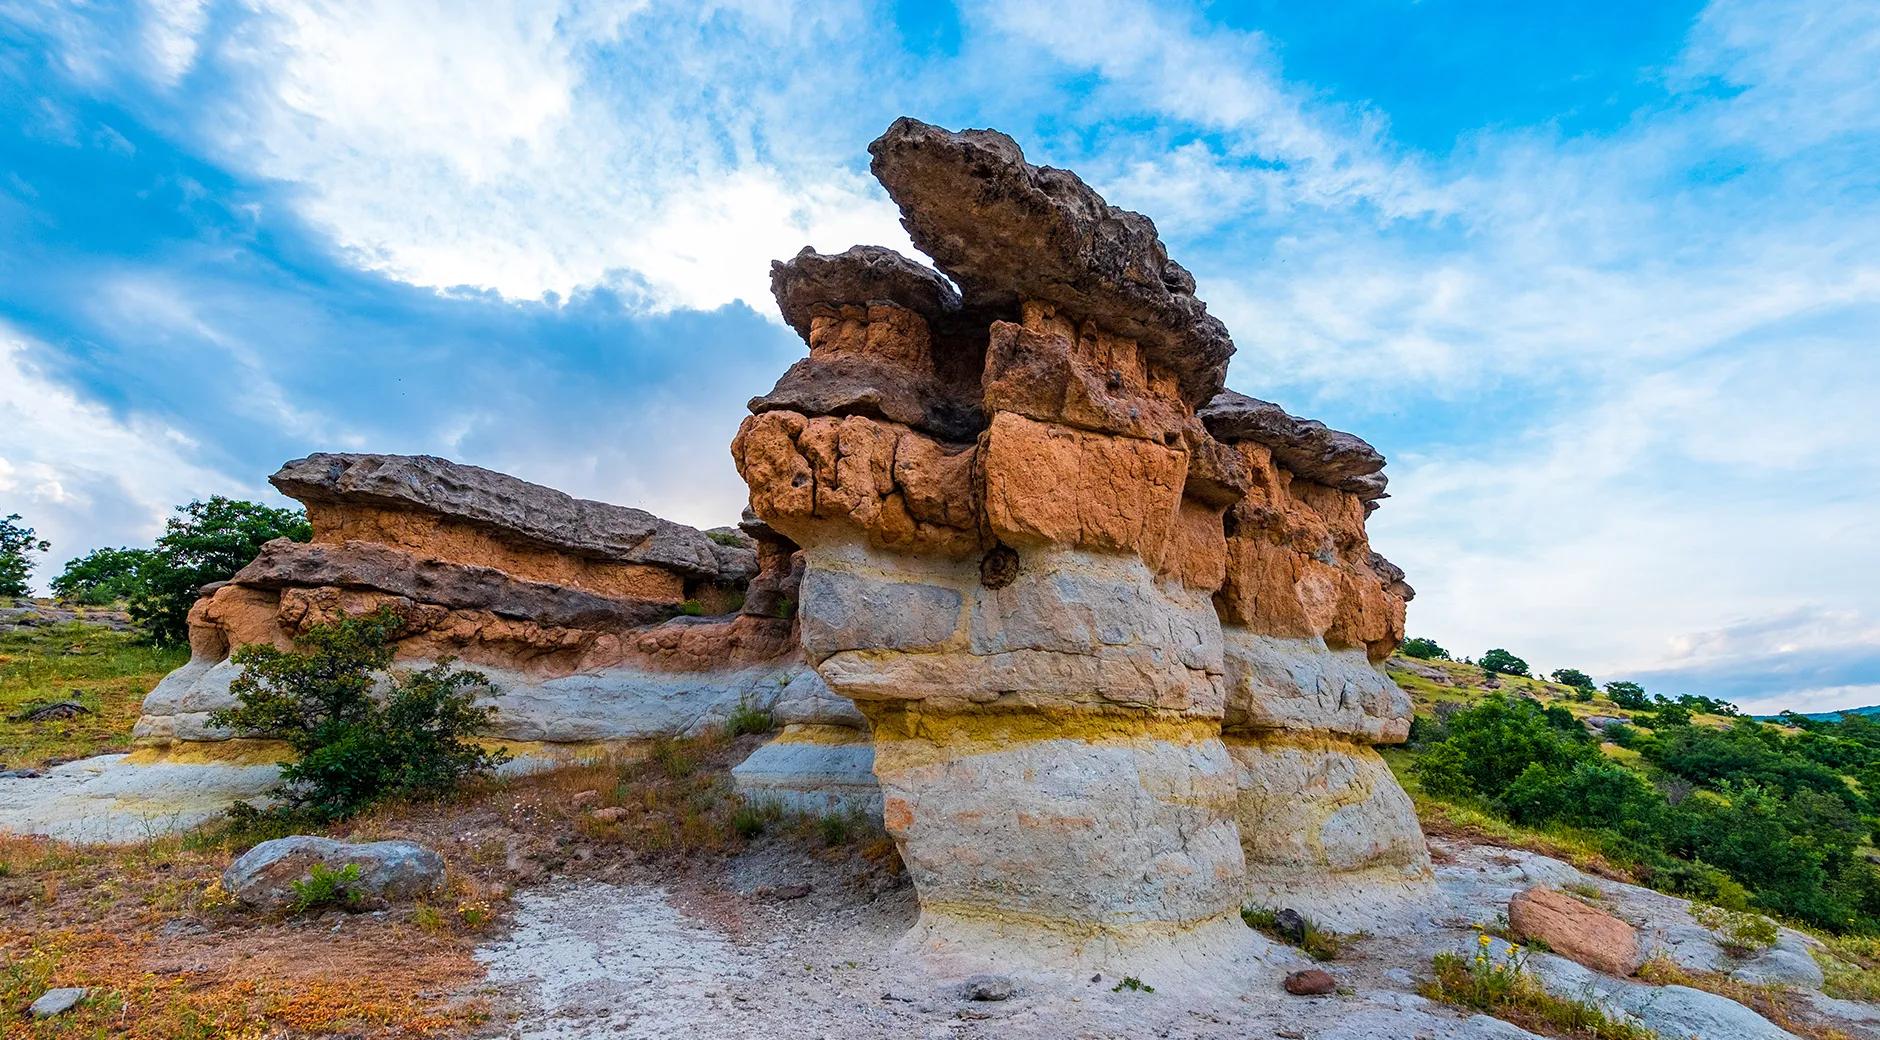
1 0 1876 715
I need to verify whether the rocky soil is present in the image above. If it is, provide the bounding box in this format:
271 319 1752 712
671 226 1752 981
468 836 1877 1040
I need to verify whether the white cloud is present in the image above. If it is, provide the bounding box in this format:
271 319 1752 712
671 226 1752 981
0 327 251 591
186 0 909 309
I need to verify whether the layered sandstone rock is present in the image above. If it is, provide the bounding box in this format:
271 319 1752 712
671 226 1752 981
733 118 1429 979
137 454 808 758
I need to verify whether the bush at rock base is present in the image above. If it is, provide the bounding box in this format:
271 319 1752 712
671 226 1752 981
209 607 508 821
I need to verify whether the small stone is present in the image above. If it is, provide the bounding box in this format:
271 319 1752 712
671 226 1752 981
30 987 87 1018
958 974 1018 1001
1273 908 1308 944
589 806 627 823
752 883 812 902
1283 969 1336 996
570 789 601 809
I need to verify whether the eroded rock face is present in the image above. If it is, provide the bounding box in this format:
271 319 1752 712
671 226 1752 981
137 453 810 760
734 117 1428 979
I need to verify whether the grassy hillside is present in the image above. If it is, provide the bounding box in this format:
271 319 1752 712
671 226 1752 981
0 618 186 768
1381 650 1880 940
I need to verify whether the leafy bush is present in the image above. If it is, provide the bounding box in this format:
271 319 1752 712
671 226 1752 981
208 608 508 821
1689 902 1778 956
289 862 363 913
1604 681 1651 710
51 546 156 605
1401 637 1450 660
1550 667 1596 691
0 514 49 599
130 497 312 645
1479 648 1529 677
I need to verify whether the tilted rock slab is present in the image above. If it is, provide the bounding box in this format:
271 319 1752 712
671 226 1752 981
733 117 1430 981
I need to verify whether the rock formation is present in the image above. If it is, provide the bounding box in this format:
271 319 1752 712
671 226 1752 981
136 453 817 771
731 117 1429 977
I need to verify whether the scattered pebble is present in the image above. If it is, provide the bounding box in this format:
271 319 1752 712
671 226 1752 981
30 987 88 1019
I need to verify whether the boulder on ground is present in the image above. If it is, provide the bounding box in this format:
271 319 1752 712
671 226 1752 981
1508 886 1644 977
1283 969 1336 996
223 836 446 909
30 987 88 1018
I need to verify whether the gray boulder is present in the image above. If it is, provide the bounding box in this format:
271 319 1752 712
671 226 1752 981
30 987 87 1018
223 836 446 910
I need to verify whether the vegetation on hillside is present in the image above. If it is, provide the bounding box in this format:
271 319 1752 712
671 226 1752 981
0 621 186 767
1393 647 1880 935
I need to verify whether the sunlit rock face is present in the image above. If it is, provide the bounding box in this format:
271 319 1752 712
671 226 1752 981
733 117 1428 979
135 453 811 762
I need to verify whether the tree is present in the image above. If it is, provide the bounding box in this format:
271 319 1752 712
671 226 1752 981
1604 680 1652 710
131 497 311 645
1400 637 1450 661
1479 648 1530 677
0 514 51 598
1551 667 1596 691
209 607 508 820
51 546 156 605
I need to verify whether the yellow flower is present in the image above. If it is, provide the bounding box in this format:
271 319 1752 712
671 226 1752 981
1478 934 1492 947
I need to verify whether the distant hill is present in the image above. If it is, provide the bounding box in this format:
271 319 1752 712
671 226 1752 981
1755 703 1880 722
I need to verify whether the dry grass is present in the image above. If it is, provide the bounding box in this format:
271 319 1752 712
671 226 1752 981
1636 957 1854 1040
1813 933 1880 1003
0 831 489 1038
0 621 185 768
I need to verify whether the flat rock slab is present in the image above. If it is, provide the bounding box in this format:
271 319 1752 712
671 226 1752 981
1508 886 1644 977
0 753 281 844
271 453 738 580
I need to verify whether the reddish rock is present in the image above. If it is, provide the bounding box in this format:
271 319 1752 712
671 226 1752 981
1283 969 1336 995
1509 886 1645 977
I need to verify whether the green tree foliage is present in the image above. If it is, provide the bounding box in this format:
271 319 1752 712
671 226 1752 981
1479 648 1529 677
50 546 157 605
0 514 50 598
1603 680 1651 710
1401 637 1450 661
1412 693 1880 932
209 607 508 821
1550 667 1596 691
130 497 311 645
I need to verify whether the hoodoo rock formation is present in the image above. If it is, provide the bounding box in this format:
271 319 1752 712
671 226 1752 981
732 117 1429 977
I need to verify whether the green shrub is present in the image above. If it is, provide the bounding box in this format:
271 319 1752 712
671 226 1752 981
1604 681 1652 710
50 546 156 605
1401 637 1450 660
1111 975 1155 993
289 862 363 913
0 514 49 599
1689 903 1778 956
208 607 507 821
1479 648 1530 677
706 530 747 548
131 497 312 645
725 699 773 737
1551 667 1596 691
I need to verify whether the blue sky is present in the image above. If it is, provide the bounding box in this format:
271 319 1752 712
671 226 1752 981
2 0 1876 714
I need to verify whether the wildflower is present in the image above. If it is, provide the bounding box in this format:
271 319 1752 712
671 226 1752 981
1478 934 1492 947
